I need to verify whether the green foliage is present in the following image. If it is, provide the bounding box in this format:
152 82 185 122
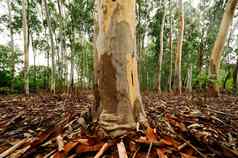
0 71 12 87
28 66 50 90
194 72 209 89
74 40 93 88
13 74 24 92
0 45 12 71
140 43 158 90
225 78 233 93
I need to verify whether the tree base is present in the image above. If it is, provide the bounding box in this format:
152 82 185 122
207 80 219 97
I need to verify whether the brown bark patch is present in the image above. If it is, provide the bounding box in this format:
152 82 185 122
99 53 118 113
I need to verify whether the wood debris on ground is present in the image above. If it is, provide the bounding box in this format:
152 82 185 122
0 92 237 158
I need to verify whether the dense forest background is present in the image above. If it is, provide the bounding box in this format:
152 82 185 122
0 0 237 94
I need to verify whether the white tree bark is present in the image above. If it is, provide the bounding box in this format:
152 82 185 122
43 0 56 94
22 0 29 95
157 7 166 94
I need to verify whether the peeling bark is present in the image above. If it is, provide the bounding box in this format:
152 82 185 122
94 0 148 138
208 0 238 96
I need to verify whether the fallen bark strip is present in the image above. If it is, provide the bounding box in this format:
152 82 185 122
134 138 166 147
146 142 152 158
165 120 207 158
94 143 111 158
117 141 128 158
206 107 237 118
43 149 56 158
0 138 29 158
0 112 24 134
56 135 64 151
221 143 238 157
9 145 31 158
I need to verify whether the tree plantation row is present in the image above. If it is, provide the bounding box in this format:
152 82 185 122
0 0 238 96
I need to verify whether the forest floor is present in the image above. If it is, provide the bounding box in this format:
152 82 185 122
0 91 237 158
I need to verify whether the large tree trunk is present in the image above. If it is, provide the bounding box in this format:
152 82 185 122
7 0 15 91
157 7 166 94
174 0 184 94
93 0 148 138
208 0 238 96
43 0 56 94
22 0 29 95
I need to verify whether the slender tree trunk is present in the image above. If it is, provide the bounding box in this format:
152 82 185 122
223 70 231 90
92 0 148 138
208 0 238 96
40 1 49 90
22 0 29 95
69 32 75 92
57 0 67 90
43 0 56 94
84 49 88 89
168 0 173 92
186 65 193 93
233 58 238 95
7 0 15 91
174 0 184 94
157 7 166 94
31 34 37 91
197 29 205 75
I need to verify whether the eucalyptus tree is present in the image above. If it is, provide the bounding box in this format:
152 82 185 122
168 0 174 92
43 0 56 94
56 0 67 89
22 0 29 95
174 0 184 94
0 0 22 89
233 47 238 95
146 0 168 91
136 0 152 88
7 0 15 90
182 1 201 92
92 0 148 137
64 0 93 91
157 2 166 94
208 0 238 96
